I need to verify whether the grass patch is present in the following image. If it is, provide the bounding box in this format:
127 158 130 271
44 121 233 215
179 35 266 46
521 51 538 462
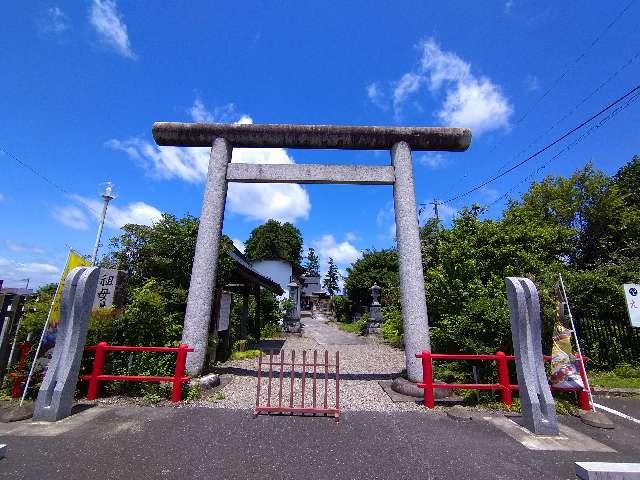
588 363 640 389
229 349 262 361
461 390 578 415
336 318 366 335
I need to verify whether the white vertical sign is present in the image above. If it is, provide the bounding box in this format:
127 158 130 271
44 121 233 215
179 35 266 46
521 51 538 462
623 284 640 328
218 292 232 331
93 269 118 309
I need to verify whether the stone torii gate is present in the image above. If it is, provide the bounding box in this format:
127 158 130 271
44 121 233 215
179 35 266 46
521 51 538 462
153 123 471 381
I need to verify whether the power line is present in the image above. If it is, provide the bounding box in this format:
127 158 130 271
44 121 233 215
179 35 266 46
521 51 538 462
486 88 640 209
0 145 71 196
511 0 636 128
0 144 104 220
440 83 640 204
491 46 640 176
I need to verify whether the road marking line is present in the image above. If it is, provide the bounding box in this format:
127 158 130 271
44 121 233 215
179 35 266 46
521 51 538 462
592 402 640 425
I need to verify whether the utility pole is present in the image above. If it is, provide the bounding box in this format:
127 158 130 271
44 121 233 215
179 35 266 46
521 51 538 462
91 182 116 265
430 199 441 225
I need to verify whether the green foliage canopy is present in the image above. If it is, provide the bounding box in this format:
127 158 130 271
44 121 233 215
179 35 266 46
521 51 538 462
244 219 303 265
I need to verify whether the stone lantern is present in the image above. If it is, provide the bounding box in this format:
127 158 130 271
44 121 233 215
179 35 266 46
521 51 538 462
366 282 384 334
370 283 382 306
284 280 302 333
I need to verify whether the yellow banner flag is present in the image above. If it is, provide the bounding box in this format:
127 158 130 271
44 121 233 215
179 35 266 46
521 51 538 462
49 250 91 328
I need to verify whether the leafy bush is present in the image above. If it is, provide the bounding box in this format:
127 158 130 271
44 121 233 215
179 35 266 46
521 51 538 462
185 382 201 401
260 322 282 339
381 307 403 347
337 315 367 335
229 349 262 361
330 295 352 323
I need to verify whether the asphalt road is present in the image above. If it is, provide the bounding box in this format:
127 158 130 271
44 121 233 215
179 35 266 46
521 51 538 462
1 396 639 480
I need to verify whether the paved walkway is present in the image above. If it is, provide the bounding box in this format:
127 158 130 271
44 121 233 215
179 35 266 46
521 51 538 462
1 399 639 479
301 312 367 345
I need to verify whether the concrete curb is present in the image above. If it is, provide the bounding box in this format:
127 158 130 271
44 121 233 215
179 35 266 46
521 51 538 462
592 387 640 396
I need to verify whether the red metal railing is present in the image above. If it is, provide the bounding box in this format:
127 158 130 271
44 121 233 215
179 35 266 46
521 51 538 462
415 351 591 411
10 342 31 398
254 349 340 421
80 342 194 402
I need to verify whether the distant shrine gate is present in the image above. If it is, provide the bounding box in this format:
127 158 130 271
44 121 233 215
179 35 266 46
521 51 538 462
152 123 471 381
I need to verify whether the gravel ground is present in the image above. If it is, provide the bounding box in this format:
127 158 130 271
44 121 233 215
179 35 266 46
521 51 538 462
200 316 424 413
94 314 423 413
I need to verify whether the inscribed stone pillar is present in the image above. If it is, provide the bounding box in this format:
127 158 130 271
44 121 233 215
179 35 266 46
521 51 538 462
34 267 100 421
505 277 559 435
182 137 231 375
392 141 430 382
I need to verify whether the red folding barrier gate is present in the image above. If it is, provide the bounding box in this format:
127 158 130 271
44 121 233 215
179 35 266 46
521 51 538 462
254 349 340 421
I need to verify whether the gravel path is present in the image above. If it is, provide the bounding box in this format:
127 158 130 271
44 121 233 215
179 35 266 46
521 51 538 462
204 313 421 412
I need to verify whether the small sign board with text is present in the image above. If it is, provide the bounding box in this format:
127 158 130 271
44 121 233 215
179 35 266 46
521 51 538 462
93 269 118 310
623 284 640 328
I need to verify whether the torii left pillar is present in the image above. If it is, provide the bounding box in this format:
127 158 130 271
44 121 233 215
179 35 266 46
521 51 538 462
182 138 230 374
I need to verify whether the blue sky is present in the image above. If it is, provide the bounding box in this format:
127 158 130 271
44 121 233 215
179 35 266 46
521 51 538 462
1 1 639 288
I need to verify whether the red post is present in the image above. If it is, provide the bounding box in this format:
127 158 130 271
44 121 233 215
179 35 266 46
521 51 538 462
496 351 512 406
172 344 188 403
420 350 434 409
87 341 107 400
576 355 592 411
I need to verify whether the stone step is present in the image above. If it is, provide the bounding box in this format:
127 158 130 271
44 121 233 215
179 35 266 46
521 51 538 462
576 462 640 479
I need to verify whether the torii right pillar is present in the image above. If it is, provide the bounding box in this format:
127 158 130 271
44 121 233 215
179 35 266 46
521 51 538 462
392 141 430 382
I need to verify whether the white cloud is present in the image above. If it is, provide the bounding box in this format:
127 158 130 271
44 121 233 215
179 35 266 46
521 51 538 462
232 238 245 253
416 152 448 169
524 74 540 92
52 205 90 230
393 73 423 117
89 0 135 59
71 195 162 229
437 77 512 134
4 241 44 254
39 6 68 34
53 196 162 231
420 40 471 91
419 39 512 135
479 187 500 202
366 83 387 109
368 37 513 136
0 257 61 287
108 99 311 224
344 232 359 242
313 234 361 266
505 0 514 14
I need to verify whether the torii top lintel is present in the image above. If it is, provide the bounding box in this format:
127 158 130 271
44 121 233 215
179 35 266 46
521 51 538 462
152 122 472 151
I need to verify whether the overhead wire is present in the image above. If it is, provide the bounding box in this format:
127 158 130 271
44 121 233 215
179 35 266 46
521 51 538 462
486 87 640 209
440 83 640 205
0 144 105 220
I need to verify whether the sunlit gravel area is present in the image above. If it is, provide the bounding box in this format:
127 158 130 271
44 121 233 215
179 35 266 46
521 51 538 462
202 315 424 413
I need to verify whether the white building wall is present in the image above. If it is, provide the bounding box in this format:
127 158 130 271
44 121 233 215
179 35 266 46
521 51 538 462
251 260 293 300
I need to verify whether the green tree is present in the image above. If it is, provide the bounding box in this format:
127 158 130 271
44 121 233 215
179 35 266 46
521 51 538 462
244 219 303 265
104 213 235 313
16 283 57 342
343 249 399 308
323 257 340 295
304 248 320 276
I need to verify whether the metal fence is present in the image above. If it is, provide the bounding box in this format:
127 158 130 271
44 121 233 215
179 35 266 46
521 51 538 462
575 316 640 369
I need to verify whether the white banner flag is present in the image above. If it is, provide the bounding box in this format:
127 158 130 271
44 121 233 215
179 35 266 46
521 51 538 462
623 284 640 328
